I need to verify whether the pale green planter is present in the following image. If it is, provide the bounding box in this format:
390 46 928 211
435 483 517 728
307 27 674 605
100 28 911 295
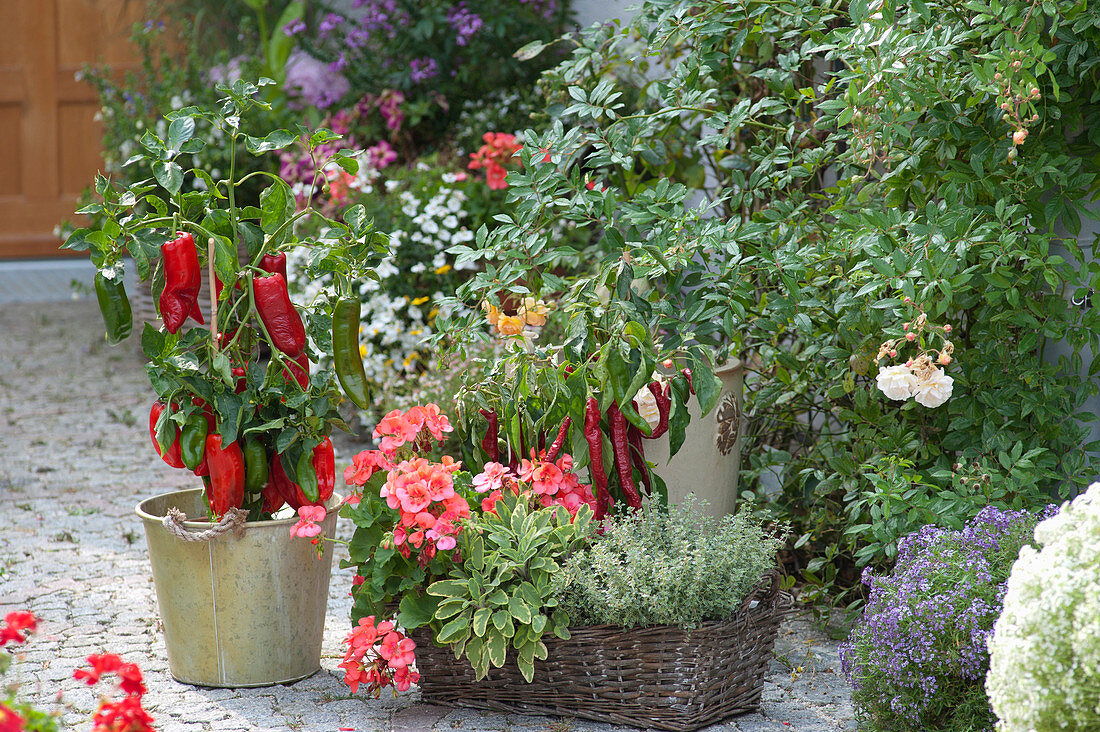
647 360 745 517
136 488 340 687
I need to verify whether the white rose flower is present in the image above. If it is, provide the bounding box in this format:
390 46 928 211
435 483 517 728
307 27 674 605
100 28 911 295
912 367 953 408
633 383 661 431
876 364 918 401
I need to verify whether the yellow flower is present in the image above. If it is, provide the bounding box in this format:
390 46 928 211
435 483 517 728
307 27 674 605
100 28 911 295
519 297 552 327
359 344 368 359
411 296 430 306
410 329 423 336
495 314 525 336
434 264 452 275
404 351 420 366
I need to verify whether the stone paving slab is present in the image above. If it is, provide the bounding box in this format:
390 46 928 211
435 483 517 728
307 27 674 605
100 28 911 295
0 301 855 732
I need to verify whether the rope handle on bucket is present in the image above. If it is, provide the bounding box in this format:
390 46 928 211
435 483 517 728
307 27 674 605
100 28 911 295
162 507 248 542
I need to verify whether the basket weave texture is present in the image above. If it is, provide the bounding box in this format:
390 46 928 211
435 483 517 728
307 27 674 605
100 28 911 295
412 571 791 732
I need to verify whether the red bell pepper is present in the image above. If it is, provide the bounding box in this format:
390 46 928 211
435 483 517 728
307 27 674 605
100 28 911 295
204 434 245 517
271 452 303 510
259 252 288 280
283 352 310 389
149 401 185 469
252 273 306 357
159 232 204 333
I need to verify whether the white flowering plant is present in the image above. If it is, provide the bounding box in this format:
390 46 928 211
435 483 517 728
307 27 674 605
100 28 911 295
987 483 1100 732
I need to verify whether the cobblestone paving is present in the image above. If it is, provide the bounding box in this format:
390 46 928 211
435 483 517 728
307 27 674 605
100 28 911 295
0 301 855 732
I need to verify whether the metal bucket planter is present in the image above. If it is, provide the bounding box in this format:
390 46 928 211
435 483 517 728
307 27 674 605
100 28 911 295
136 488 341 687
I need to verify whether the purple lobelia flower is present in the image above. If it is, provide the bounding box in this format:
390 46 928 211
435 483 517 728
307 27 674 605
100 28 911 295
840 505 1055 731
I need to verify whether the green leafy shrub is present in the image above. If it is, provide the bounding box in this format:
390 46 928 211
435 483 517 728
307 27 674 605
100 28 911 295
449 0 1100 618
555 499 784 628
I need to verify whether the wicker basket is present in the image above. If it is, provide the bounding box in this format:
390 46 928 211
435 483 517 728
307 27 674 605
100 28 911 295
412 571 791 732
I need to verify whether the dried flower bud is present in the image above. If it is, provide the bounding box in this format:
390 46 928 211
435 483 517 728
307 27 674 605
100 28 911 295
1013 129 1028 145
906 332 916 342
939 353 952 366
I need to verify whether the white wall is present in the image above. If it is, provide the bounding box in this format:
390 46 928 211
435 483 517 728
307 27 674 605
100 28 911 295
571 0 637 28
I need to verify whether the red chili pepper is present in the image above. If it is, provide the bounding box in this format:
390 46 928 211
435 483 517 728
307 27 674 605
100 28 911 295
682 368 695 395
149 401 185 469
283 352 310 389
545 417 571 462
159 232 204 333
270 439 333 509
204 434 245 517
252 273 306 356
626 425 651 496
643 381 671 439
271 452 303 510
584 397 610 520
232 366 248 394
607 401 642 509
478 408 499 462
312 437 336 504
259 252 288 280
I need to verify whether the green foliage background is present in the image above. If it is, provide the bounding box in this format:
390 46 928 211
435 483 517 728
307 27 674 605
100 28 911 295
443 0 1100 617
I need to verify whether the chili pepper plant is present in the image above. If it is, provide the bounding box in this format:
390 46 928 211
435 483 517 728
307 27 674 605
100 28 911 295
65 78 389 521
439 244 729 516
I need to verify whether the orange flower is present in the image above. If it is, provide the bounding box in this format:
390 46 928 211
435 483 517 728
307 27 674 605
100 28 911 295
496 314 525 336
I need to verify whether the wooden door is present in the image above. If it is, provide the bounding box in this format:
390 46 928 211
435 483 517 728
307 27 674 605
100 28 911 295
0 0 140 259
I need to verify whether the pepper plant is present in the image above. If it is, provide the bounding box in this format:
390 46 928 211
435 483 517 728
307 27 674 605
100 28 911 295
65 78 388 520
441 207 730 516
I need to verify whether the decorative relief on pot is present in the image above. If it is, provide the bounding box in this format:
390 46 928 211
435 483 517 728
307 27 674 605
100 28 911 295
715 393 741 456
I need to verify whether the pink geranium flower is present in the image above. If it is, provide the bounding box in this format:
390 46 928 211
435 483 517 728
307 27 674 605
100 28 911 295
373 409 421 454
290 506 327 538
344 449 393 486
472 462 512 493
408 403 453 441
